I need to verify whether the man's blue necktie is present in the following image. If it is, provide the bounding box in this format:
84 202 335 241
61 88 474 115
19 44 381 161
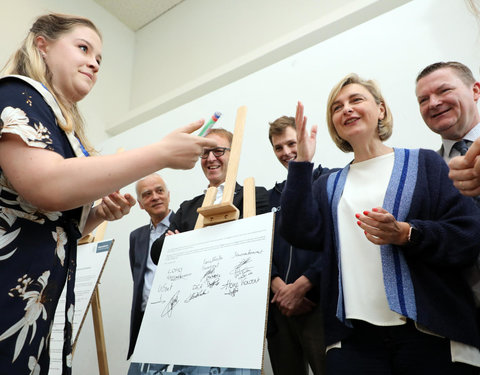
452 139 471 156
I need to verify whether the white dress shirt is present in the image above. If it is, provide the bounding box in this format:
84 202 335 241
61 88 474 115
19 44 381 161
141 211 172 311
441 122 480 162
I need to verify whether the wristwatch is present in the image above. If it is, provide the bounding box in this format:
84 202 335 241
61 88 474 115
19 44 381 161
407 223 422 245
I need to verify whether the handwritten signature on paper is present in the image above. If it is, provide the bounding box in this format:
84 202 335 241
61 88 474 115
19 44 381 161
149 283 174 305
231 257 254 280
157 282 173 293
203 255 223 266
184 288 208 303
161 290 180 318
166 267 192 282
234 249 263 257
201 266 221 288
156 247 264 312
241 277 260 286
221 280 239 297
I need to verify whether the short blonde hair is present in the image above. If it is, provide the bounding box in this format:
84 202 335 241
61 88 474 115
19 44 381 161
326 73 393 153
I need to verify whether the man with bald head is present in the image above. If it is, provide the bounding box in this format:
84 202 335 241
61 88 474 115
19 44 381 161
127 173 174 359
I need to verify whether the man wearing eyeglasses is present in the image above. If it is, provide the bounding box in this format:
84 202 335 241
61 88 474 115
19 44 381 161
150 128 269 264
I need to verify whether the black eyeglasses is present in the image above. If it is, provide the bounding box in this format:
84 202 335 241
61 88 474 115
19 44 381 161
200 147 231 159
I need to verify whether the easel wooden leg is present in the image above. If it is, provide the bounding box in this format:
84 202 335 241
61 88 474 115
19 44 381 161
91 286 109 375
243 177 256 218
94 221 108 244
73 149 123 373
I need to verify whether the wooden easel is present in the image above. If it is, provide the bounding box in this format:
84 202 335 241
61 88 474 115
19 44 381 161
74 216 110 375
194 106 266 374
195 106 256 229
73 147 125 374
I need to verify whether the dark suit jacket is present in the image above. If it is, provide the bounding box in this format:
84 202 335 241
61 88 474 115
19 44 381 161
151 183 270 264
127 224 149 359
127 212 175 359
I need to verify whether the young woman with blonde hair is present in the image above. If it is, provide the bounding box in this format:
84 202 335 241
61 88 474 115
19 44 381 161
0 13 215 374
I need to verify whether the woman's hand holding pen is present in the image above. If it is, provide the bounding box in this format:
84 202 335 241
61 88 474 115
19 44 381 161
295 101 317 163
158 120 217 170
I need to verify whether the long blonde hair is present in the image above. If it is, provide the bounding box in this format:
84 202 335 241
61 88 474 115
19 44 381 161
2 13 102 154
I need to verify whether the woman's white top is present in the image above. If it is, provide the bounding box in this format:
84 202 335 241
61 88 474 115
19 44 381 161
338 152 405 325
333 151 480 367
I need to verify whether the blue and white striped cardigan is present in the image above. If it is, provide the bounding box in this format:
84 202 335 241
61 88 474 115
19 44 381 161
280 148 480 349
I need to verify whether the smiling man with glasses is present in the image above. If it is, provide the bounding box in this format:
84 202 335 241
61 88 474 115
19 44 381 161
150 128 270 265
200 147 230 158
200 142 231 191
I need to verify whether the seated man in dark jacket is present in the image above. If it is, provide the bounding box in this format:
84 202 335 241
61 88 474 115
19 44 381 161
151 128 270 264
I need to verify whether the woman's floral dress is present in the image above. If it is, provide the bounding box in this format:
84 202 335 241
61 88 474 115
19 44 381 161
0 76 90 375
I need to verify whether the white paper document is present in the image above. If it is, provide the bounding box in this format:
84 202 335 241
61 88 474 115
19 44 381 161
133 213 274 370
49 239 113 374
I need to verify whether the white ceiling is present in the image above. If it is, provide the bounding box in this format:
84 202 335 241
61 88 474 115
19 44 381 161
94 0 185 31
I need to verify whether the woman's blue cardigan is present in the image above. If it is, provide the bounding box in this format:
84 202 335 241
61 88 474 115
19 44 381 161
280 148 480 348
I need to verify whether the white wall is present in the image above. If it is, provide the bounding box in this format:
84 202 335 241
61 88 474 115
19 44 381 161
130 0 371 107
1 1 410 145
74 1 480 374
0 0 135 145
107 0 411 135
